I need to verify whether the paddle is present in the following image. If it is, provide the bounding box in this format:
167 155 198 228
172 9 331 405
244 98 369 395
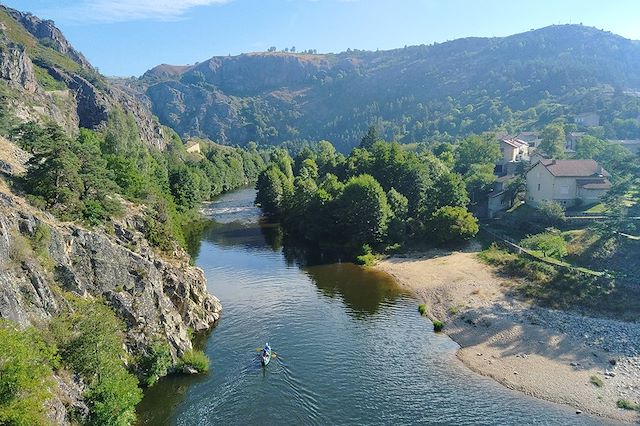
255 348 279 359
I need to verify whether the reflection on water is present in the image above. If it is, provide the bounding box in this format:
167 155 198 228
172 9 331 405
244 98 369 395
306 263 405 317
137 188 617 426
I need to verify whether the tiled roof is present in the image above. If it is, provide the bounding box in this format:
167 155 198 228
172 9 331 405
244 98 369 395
539 159 610 178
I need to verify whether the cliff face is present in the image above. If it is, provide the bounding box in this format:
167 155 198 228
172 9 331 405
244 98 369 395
0 5 167 150
0 140 221 358
0 138 221 423
3 7 93 70
0 42 37 92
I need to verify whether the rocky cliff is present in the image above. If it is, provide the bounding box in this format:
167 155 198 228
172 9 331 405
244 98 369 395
0 5 167 149
0 137 220 356
0 137 221 422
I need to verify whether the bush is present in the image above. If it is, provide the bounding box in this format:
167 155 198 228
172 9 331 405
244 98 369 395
429 206 479 244
432 320 444 332
418 304 427 316
617 399 640 411
537 201 566 227
520 231 567 259
179 350 209 373
51 298 142 425
0 321 57 425
355 244 376 266
590 375 604 387
138 342 173 387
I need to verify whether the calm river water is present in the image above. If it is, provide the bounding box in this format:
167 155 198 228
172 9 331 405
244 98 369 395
137 188 613 425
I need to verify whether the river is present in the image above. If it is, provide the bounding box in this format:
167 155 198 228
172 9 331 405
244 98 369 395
137 188 613 425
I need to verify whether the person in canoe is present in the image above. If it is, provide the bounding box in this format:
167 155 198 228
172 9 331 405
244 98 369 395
261 343 271 366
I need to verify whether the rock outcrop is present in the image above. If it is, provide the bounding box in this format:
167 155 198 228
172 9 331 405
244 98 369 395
0 181 221 358
2 5 93 71
0 42 37 92
0 139 221 423
0 5 167 150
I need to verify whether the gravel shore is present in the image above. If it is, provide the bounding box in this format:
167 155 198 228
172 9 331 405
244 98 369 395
376 249 640 423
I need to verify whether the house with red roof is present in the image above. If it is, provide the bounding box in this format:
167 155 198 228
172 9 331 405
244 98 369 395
526 159 611 208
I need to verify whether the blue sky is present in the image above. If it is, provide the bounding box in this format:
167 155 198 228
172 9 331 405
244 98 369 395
4 0 640 77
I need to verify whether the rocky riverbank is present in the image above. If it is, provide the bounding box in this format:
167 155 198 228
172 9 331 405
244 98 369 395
375 248 640 423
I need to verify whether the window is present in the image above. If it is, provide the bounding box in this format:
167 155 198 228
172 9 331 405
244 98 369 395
559 186 569 195
537 183 541 191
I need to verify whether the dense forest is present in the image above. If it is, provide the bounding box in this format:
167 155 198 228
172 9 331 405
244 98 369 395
254 128 500 262
133 25 640 152
9 108 265 252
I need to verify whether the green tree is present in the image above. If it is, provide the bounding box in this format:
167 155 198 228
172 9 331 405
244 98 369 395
520 231 567 259
359 126 381 150
537 201 566 227
335 174 391 250
454 134 501 175
24 136 84 220
255 165 292 216
0 321 57 426
540 124 566 158
429 206 479 243
575 135 607 160
387 188 409 243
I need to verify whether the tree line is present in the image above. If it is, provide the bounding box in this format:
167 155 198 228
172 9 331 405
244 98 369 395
255 128 492 260
11 109 265 252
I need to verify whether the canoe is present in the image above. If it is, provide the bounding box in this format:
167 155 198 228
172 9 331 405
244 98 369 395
261 344 271 366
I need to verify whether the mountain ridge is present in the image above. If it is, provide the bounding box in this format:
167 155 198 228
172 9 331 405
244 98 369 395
129 24 640 151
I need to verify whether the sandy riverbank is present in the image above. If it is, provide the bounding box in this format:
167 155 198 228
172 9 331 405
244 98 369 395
375 247 640 423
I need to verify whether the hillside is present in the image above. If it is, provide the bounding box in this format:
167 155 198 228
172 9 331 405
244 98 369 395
0 5 167 148
130 25 640 151
0 6 233 424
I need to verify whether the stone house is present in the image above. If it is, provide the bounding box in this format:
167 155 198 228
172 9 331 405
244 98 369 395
496 137 529 175
487 175 516 218
526 159 611 208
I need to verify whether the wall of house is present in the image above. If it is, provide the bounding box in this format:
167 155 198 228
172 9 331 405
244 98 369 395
527 162 556 206
551 176 578 207
577 187 608 203
501 143 516 162
488 193 509 218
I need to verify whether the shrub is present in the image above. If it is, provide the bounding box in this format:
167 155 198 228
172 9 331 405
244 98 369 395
418 304 427 316
138 342 173 387
590 375 604 387
617 399 640 411
520 231 567 259
51 298 142 425
179 350 209 373
432 320 444 332
537 201 566 227
0 321 57 425
429 206 479 244
355 245 376 266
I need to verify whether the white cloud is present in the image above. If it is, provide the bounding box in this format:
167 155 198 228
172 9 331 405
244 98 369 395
62 0 233 23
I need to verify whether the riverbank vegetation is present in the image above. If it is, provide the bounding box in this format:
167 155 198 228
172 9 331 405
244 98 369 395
10 109 265 253
255 129 487 258
1 109 259 424
478 244 640 320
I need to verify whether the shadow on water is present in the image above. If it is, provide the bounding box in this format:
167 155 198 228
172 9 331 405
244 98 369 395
305 263 407 317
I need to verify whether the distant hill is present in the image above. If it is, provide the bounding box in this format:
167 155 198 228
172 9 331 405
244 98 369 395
129 25 640 152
